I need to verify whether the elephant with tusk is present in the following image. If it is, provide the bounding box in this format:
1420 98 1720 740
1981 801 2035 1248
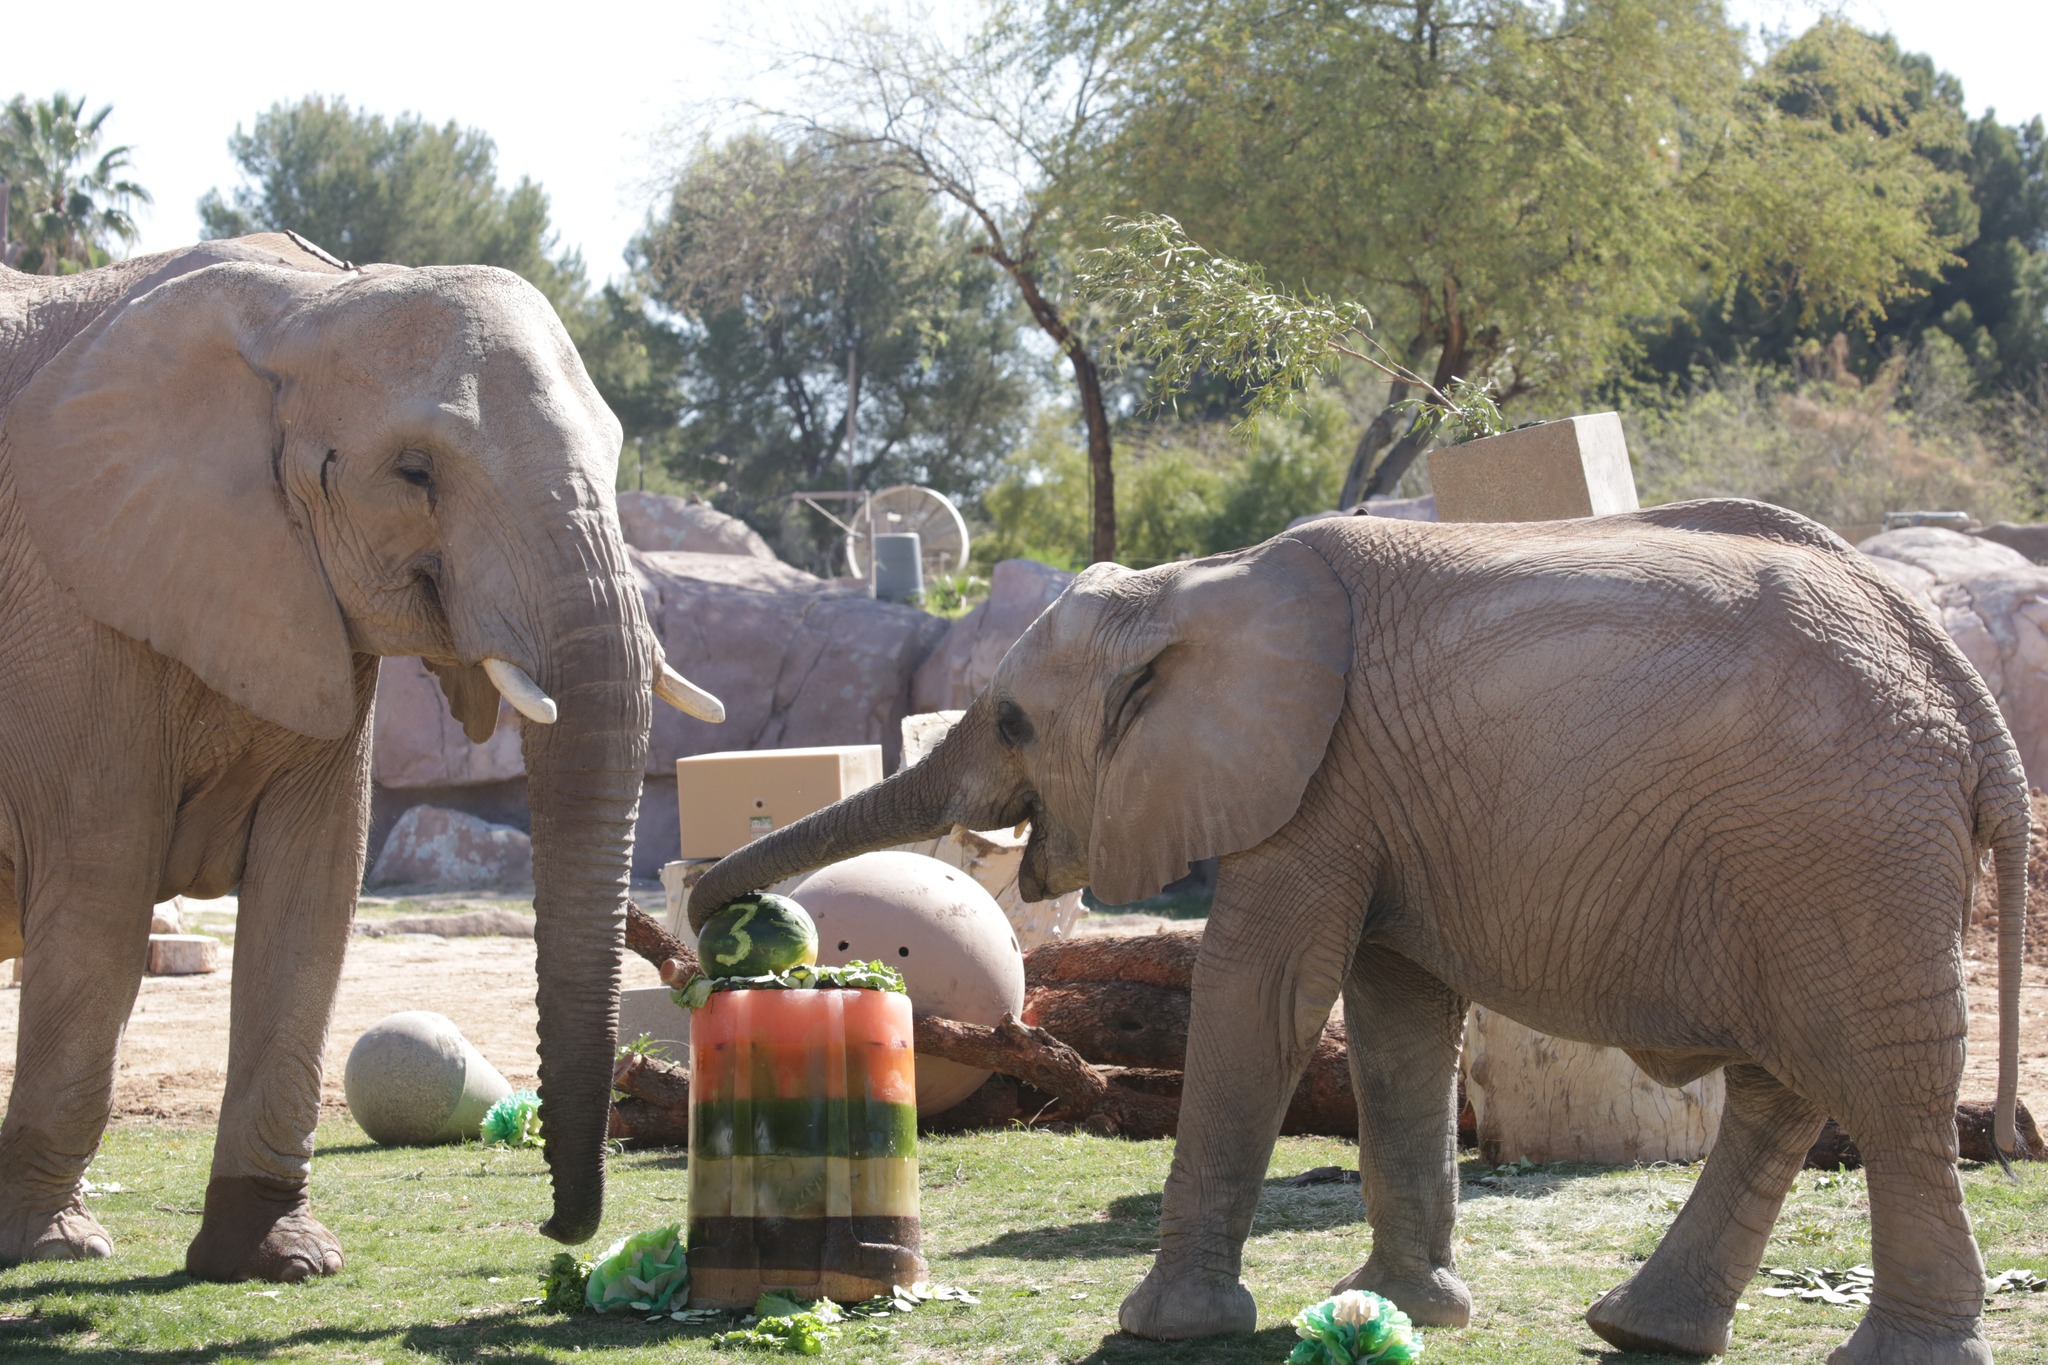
690 501 2028 1365
0 234 719 1280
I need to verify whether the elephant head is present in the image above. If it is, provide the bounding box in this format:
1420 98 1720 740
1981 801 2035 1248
0 255 718 1243
689 535 1351 925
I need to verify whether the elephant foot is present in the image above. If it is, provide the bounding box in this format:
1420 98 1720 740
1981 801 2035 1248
0 1192 113 1266
1333 1259 1471 1328
1118 1261 1257 1340
1585 1272 1733 1357
1824 1311 1991 1365
186 1175 343 1283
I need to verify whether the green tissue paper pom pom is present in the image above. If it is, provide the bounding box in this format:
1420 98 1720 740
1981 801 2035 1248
585 1223 689 1315
1287 1290 1423 1364
481 1090 542 1147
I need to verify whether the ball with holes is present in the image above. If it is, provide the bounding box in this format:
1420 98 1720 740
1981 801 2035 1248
790 850 1025 1113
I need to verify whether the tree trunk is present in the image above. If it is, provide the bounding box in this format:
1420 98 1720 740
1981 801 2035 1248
990 251 1116 564
1338 389 1414 508
1072 345 1116 564
1352 332 1474 502
1023 982 1190 1069
1023 928 1201 992
1360 419 1435 501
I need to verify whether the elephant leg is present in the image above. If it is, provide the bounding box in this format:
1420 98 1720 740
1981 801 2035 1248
1816 1046 1990 1365
1331 945 1470 1326
1585 1062 1824 1356
0 857 156 1265
1119 848 1363 1340
186 740 369 1283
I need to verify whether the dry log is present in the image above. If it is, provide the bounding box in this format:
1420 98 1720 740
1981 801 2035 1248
914 1013 1180 1139
1283 1024 1358 1139
1024 928 1201 991
626 899 698 982
922 1076 1023 1133
611 1097 691 1148
608 1049 693 1149
614 1050 692 1110
1022 982 1191 1069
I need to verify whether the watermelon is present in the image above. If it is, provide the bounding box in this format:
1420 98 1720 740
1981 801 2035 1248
697 894 819 979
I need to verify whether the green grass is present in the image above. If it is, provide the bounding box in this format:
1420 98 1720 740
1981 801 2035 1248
3 1122 2043 1362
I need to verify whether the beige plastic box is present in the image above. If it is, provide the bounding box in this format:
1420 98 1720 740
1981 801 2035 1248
675 745 884 860
1427 412 1637 523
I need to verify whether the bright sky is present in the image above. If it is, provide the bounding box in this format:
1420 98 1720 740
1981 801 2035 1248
7 0 2044 285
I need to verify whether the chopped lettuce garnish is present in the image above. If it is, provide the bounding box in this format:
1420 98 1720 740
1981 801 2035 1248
673 960 907 1011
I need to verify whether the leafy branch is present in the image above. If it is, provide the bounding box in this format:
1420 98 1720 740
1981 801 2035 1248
1075 214 1508 444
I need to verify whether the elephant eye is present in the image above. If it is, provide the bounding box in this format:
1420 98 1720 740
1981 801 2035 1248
995 700 1033 750
395 454 437 509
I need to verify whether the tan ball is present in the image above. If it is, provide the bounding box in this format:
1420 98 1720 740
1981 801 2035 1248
791 851 1024 1113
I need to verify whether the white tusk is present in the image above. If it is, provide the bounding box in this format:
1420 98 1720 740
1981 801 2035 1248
482 657 558 725
655 661 725 723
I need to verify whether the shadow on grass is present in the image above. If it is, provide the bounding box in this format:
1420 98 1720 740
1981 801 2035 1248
1457 1158 1684 1203
0 1272 188 1303
0 1304 729 1364
951 1174 1365 1261
1072 1323 1300 1362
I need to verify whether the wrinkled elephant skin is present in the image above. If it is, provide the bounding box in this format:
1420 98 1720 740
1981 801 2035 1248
690 501 2027 1365
0 236 688 1276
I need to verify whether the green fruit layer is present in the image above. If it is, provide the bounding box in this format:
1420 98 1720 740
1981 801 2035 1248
691 1098 918 1160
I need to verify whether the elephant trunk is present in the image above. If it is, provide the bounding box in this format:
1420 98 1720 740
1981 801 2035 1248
688 701 1010 930
520 527 653 1244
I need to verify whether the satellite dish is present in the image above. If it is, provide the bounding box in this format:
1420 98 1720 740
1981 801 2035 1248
845 485 972 582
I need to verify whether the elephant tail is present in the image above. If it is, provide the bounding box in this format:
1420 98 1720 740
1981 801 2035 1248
1983 773 2031 1171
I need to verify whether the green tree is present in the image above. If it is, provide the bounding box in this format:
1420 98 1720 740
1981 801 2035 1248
1074 3 1972 502
742 3 1128 561
198 95 582 308
1639 26 2045 394
0 93 151 275
636 132 1034 564
196 96 687 474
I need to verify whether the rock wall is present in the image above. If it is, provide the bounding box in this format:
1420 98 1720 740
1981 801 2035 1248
912 558 1074 712
1860 528 2048 785
616 491 778 559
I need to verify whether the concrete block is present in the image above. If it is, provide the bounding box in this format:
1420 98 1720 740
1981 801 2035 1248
1428 412 1638 523
618 985 692 1056
675 745 883 859
147 934 220 975
151 898 185 935
344 1010 512 1146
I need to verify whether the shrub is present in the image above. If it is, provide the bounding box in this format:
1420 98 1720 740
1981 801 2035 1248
977 393 1352 569
1628 341 2032 530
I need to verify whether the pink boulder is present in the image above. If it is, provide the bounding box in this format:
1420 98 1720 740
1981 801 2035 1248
912 559 1074 713
369 805 533 891
617 492 778 560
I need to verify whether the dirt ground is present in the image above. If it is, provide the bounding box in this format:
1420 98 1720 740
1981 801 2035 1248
0 902 2042 1132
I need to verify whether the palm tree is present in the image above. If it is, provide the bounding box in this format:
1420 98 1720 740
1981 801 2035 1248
1 94 151 275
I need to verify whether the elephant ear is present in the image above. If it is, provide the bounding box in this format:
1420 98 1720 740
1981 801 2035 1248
2 261 357 740
1088 536 1351 905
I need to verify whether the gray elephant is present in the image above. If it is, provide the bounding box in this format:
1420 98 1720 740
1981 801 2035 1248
691 501 2028 1365
0 235 720 1278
